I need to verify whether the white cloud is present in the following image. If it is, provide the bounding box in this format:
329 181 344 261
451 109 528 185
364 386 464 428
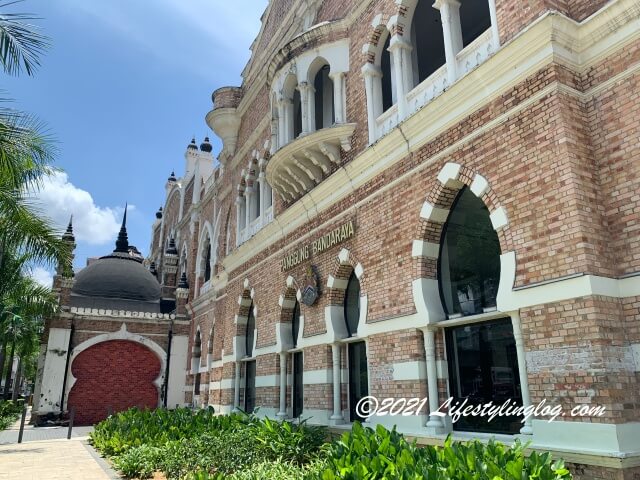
30 267 54 289
31 172 124 246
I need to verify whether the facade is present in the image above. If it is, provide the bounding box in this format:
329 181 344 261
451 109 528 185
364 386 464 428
35 0 640 477
33 216 190 426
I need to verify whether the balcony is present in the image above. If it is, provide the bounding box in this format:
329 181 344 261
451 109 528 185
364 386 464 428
266 124 356 202
238 206 274 244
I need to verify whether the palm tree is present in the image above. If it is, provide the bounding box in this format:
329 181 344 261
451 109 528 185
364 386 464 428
1 266 57 399
0 1 71 273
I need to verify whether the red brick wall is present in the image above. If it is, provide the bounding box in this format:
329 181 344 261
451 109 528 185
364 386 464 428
68 340 161 425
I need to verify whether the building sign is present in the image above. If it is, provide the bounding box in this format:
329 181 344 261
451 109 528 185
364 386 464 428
280 220 355 272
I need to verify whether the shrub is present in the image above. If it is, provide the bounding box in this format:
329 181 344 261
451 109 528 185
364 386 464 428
90 406 241 456
185 459 328 480
111 444 163 479
321 422 572 480
0 400 23 431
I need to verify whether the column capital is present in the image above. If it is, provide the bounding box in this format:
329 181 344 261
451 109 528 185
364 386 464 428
328 71 346 81
433 0 461 10
298 81 314 93
361 62 383 78
388 34 413 52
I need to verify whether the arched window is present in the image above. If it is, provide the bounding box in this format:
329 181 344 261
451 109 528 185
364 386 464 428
410 0 446 87
293 88 303 139
244 360 256 413
313 65 334 130
381 33 393 112
208 327 214 356
246 303 255 357
192 331 202 397
344 272 360 336
291 300 301 348
204 244 211 282
438 187 500 317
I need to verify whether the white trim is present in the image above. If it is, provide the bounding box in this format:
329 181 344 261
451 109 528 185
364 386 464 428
411 240 439 259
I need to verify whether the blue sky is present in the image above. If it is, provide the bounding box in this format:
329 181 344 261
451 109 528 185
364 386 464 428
4 0 268 285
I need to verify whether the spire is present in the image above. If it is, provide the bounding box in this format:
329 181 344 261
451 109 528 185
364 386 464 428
62 215 75 243
113 204 130 253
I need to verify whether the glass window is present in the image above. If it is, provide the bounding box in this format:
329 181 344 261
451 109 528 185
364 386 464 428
439 187 500 317
292 351 303 418
292 301 301 348
446 318 522 434
344 273 360 336
348 341 369 423
204 244 211 282
381 33 393 112
314 65 335 130
244 360 256 413
246 304 255 357
194 373 201 395
293 89 303 138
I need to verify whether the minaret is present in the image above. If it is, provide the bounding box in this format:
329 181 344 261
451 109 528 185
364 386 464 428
53 216 76 306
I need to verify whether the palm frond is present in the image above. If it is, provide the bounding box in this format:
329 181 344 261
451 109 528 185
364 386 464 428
0 102 58 192
0 1 49 76
0 186 71 268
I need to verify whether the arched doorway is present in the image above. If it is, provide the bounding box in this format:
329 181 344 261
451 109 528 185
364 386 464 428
68 340 161 425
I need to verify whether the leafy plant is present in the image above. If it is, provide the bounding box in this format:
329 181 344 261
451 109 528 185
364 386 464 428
0 399 22 430
112 444 163 479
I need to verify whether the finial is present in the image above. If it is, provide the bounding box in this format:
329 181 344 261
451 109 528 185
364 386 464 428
113 204 130 253
62 215 75 242
177 271 189 289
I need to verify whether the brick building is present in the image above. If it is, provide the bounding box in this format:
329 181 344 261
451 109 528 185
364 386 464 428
36 0 640 476
32 214 190 426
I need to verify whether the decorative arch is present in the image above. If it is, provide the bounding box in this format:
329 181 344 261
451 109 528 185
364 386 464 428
411 162 513 323
195 221 214 293
65 323 166 405
324 248 368 341
232 278 257 360
361 13 392 64
275 275 303 352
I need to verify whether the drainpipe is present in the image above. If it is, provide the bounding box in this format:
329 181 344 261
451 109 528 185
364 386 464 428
163 320 174 408
60 320 75 413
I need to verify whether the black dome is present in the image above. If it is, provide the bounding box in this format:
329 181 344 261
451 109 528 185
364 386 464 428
187 138 198 150
200 137 212 153
71 255 161 304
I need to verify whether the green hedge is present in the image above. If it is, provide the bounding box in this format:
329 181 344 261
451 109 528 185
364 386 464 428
0 400 23 431
90 408 572 480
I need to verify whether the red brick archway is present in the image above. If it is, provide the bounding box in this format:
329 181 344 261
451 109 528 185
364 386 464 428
68 340 161 425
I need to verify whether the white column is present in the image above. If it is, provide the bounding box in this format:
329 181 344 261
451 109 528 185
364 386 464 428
298 82 311 134
277 352 287 419
423 327 445 433
258 172 266 219
388 35 412 120
329 72 346 124
488 0 500 48
245 189 252 228
434 0 463 85
512 314 533 435
361 63 382 144
277 98 286 147
306 85 316 133
233 361 241 411
330 342 344 424
235 197 242 246
283 98 293 143
271 118 279 153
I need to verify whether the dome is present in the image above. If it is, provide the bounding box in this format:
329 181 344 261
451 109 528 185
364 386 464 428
200 137 213 153
168 171 177 182
187 138 198 150
71 254 161 304
69 205 163 313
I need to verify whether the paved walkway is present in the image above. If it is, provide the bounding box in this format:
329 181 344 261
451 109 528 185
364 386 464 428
0 409 93 444
0 411 119 479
